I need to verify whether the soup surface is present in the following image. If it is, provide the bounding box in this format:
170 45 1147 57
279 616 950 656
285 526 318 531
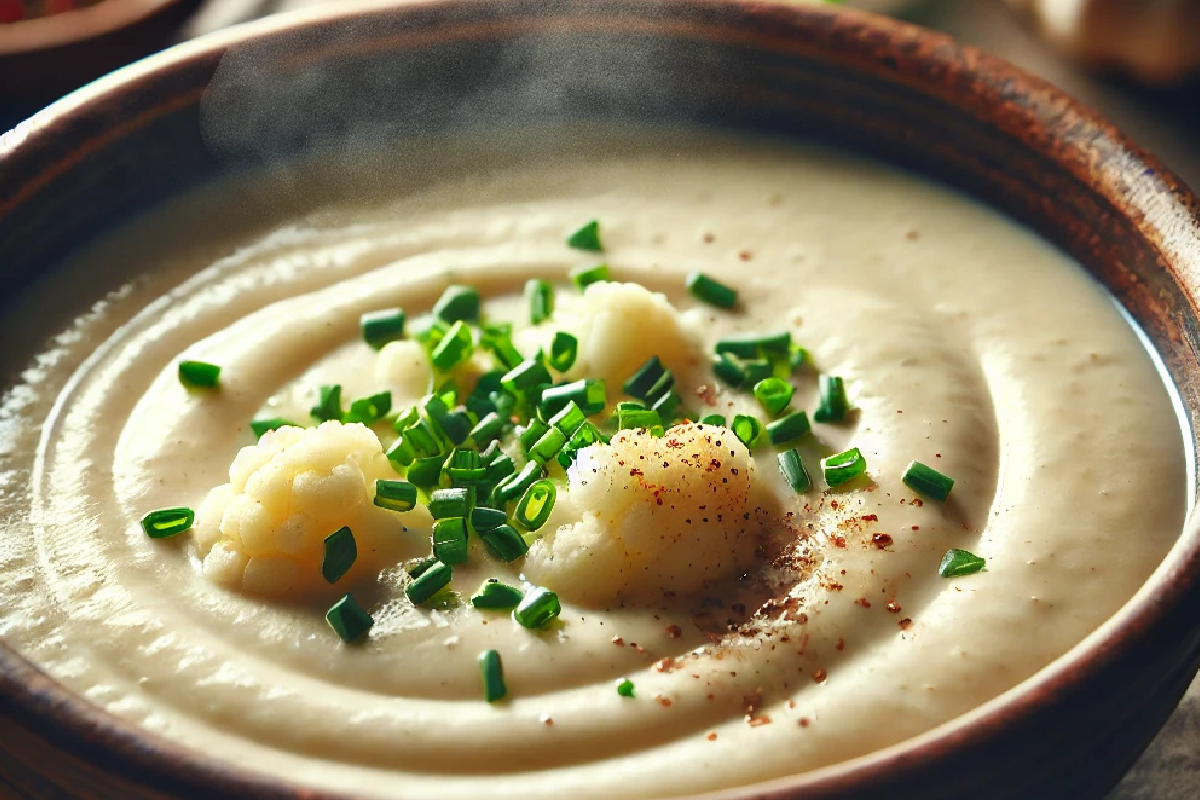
0 126 1186 799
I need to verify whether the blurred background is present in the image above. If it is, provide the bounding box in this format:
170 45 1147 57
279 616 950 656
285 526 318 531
2 0 1198 797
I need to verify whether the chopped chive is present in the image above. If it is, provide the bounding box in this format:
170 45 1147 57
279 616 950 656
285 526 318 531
502 357 554 394
321 526 357 584
529 426 568 463
140 507 195 539
712 355 745 387
482 454 516 497
549 331 579 372
393 405 420 432
178 359 220 389
616 678 636 698
360 308 405 350
571 263 610 291
740 359 773 387
686 272 737 310
470 506 508 532
526 278 555 325
540 378 606 418
777 449 811 493
432 517 469 565
731 415 762 449
410 314 448 348
789 343 810 371
401 419 443 459
480 330 525 371
766 410 810 445
715 332 791 363
429 487 474 519
444 448 487 486
406 560 453 605
432 285 481 324
374 480 418 512
309 384 342 422
405 556 437 579
939 549 986 578
326 594 373 643
650 391 680 422
515 480 556 531
519 418 551 453
618 407 662 431
548 400 586 436
385 437 415 468
615 399 646 412
822 447 867 487
343 391 392 425
478 440 502 465
514 586 561 628
478 523 528 562
813 375 849 423
754 377 794 417
623 356 666 400
423 394 471 445
430 319 474 372
249 417 297 438
566 220 603 252
700 414 727 427
471 580 525 610
470 412 505 447
407 456 445 489
494 460 542 506
479 649 508 702
902 460 955 501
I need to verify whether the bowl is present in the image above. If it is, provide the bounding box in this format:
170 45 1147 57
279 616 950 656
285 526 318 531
0 0 201 109
2 1 1200 798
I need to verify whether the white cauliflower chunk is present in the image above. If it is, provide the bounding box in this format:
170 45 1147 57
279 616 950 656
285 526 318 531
375 340 433 399
556 282 698 386
193 421 430 600
523 422 766 607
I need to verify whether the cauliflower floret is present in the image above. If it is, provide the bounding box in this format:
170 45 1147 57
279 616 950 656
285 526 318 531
523 422 767 607
375 340 433 399
192 421 431 600
541 281 699 387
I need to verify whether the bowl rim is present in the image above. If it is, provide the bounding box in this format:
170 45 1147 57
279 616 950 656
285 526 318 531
2 1 1200 798
0 0 188 54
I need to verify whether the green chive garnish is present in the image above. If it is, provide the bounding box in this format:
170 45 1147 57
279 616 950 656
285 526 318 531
712 355 745 387
178 360 220 389
549 331 579 372
619 407 662 431
321 526 357 584
140 507 195 539
686 272 737 310
410 314 447 348
249 417 297 438
374 480 417 512
428 487 474 519
731 415 762 449
432 285 481 324
651 391 680 422
494 460 542 506
326 594 373 643
471 580 525 610
939 549 986 578
342 391 392 425
360 309 405 350
405 557 437 579
444 448 487 486
480 329 525 371
813 375 849 423
548 400 586 436
754 377 793 416
519 418 551 453
385 437 416 468
822 447 867 487
623 356 666 400
566 220 603 252
514 586 561 628
479 649 508 702
766 411 810 445
311 384 343 422
423 394 471 445
432 517 469 565
539 378 606 418
406 560 453 605
401 419 443 458
700 414 727 427
515 480 556 532
470 506 508 532
570 263 610 291
479 523 528 562
789 343 809 371
776 449 811 493
902 460 955 501
741 359 773 387
430 319 474 371
616 678 635 698
407 456 445 489
502 357 553 394
715 332 791 362
470 412 505 447
529 426 568 463
526 279 555 325
482 453 516 496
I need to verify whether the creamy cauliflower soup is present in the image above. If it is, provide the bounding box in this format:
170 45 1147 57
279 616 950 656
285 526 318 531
0 126 1186 799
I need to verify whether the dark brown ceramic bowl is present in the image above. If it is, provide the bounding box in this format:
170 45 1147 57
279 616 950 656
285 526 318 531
2 1 1200 798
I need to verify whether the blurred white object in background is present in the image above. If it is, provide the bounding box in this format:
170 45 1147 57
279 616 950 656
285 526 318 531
1007 0 1200 83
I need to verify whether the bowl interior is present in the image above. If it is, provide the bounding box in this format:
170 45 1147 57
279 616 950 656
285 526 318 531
2 2 1200 799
